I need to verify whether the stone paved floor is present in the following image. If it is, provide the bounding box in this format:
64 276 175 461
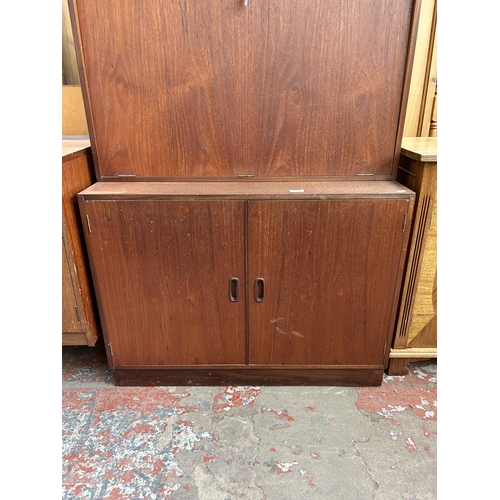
62 340 437 499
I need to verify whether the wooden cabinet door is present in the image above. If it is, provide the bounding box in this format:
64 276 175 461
247 199 409 366
81 200 246 366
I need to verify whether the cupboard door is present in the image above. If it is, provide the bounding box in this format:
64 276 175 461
248 200 409 366
81 200 246 366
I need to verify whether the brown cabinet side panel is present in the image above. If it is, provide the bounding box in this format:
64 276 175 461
62 149 100 345
73 0 414 179
248 199 409 366
81 200 246 366
62 236 83 333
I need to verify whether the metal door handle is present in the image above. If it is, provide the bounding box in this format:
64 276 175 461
254 278 264 302
229 278 239 302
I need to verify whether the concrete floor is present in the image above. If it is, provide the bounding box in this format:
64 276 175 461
62 340 437 499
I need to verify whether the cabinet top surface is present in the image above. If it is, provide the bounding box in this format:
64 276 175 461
78 180 415 200
62 139 91 158
401 137 437 162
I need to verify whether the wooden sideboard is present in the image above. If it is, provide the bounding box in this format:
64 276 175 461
69 0 422 385
62 140 100 345
388 137 437 375
78 180 414 386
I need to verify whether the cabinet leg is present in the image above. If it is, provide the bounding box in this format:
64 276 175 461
387 358 410 376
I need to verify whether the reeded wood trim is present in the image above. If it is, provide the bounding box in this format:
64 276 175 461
113 367 384 386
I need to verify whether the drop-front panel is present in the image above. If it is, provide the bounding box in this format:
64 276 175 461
70 0 419 180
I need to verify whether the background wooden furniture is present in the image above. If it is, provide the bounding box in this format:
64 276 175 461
62 140 100 345
69 0 422 385
388 137 437 375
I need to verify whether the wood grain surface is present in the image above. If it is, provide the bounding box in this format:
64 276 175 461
247 199 410 365
62 217 83 334
113 366 385 386
401 137 437 162
62 146 100 346
77 180 415 200
80 199 246 366
71 0 415 179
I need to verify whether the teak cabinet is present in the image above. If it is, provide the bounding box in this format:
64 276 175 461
78 181 414 385
70 0 422 385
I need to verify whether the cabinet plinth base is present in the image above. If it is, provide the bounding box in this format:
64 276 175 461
113 367 384 387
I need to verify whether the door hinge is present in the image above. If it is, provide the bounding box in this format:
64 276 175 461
75 305 81 323
383 341 387 356
86 214 92 234
402 213 408 232
108 342 114 356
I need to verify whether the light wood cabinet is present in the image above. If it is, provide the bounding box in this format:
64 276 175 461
78 181 414 385
388 137 437 375
62 141 100 345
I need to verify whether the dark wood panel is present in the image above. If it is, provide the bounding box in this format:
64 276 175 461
248 200 409 366
80 200 246 366
113 367 384 386
72 0 415 179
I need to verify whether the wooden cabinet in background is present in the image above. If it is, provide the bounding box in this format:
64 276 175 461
62 140 100 345
78 181 414 385
388 137 437 375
